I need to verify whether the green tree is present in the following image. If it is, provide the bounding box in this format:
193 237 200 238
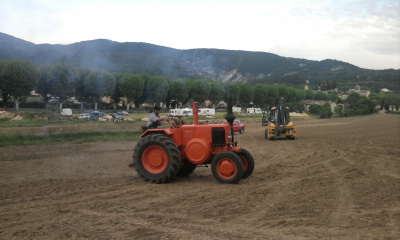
277 85 289 99
0 60 11 107
285 87 296 102
334 104 345 116
305 90 315 100
111 72 125 110
120 74 145 110
327 92 339 102
295 89 306 101
265 85 279 108
75 68 92 109
138 73 152 108
252 84 268 108
169 78 191 108
319 103 332 118
53 63 77 101
1 60 40 112
42 63 78 109
223 82 241 106
345 92 376 115
145 76 169 106
384 93 400 110
308 104 320 114
314 91 328 100
163 78 174 109
346 92 361 105
190 79 211 106
37 64 53 104
208 81 225 107
84 70 116 110
288 102 305 113
369 93 386 109
238 83 254 107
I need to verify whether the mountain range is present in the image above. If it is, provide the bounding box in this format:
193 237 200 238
0 32 398 92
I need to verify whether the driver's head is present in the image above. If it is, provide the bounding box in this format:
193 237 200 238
153 106 161 113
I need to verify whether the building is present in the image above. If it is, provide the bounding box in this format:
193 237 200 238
300 100 337 114
380 88 392 94
348 85 370 97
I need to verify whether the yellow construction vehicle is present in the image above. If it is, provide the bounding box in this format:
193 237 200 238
262 98 296 140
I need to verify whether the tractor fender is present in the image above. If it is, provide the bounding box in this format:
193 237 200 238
140 128 174 138
212 146 241 156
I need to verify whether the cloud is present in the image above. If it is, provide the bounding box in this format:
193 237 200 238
0 0 399 69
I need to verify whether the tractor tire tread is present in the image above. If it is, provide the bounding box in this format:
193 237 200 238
133 134 180 184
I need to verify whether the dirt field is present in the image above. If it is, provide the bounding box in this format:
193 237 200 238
1 111 399 239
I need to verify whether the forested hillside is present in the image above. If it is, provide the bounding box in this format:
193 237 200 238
0 32 399 92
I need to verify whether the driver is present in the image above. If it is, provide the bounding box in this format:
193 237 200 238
146 106 166 129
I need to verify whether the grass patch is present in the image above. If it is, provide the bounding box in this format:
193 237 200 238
0 130 142 147
0 117 13 123
386 110 400 115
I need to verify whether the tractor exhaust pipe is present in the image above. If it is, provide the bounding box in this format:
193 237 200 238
224 99 236 144
192 102 199 125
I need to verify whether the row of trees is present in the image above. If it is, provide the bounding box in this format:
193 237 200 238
1 60 398 116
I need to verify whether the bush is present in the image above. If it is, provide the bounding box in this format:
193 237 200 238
308 104 320 114
319 103 332 119
18 111 61 121
345 96 376 116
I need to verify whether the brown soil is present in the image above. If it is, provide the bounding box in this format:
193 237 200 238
1 112 399 239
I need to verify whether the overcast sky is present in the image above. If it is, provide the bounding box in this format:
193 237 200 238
1 0 399 70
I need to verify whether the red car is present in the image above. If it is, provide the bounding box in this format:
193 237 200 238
232 120 245 134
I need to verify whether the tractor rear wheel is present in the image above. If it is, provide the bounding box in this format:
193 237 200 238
211 151 243 184
133 134 180 183
235 148 254 179
177 160 197 176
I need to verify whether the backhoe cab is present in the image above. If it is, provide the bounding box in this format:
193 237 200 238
262 97 296 140
130 102 254 184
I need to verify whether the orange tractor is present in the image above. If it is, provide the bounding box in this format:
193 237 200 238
129 102 254 184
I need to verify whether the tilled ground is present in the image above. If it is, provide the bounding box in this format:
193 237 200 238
0 112 399 239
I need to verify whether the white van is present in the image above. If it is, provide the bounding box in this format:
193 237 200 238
246 108 262 114
169 108 193 117
232 107 241 113
198 108 215 116
60 108 72 117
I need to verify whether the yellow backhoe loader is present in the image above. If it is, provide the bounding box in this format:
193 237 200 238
262 98 296 140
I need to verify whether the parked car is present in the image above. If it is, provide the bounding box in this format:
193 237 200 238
232 120 246 134
89 111 105 121
110 113 122 121
117 111 129 115
77 113 90 119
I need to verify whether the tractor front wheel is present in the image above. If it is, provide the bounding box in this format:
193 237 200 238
211 151 243 184
133 134 180 183
235 148 254 179
265 129 274 140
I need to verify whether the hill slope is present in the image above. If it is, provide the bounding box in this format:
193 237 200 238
0 32 399 92
0 33 360 80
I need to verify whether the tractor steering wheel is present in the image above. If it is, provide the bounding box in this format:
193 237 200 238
159 115 174 127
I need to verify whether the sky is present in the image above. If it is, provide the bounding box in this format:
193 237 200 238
1 0 399 70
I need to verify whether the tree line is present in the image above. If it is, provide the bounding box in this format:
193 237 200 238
1 60 398 117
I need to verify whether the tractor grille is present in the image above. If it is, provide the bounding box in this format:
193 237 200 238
212 127 226 146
